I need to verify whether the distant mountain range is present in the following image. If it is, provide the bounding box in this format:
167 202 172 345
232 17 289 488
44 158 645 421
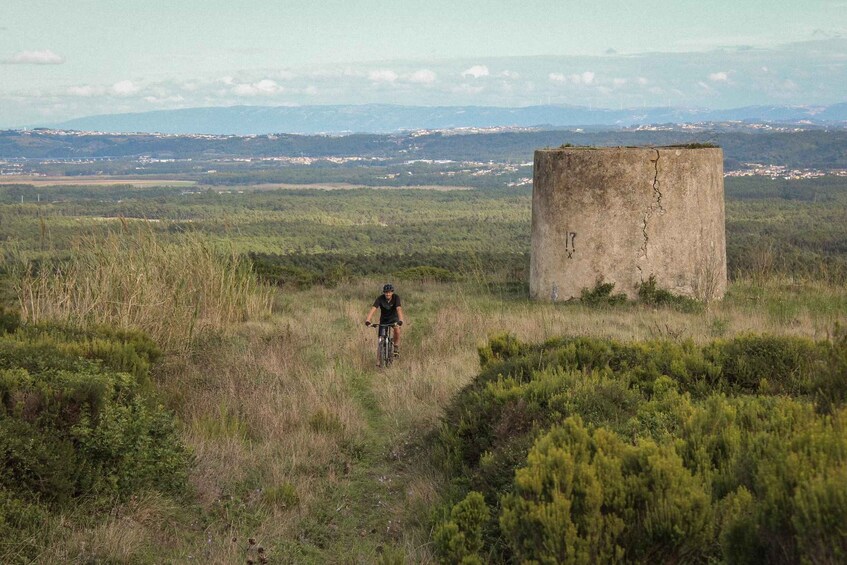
46 103 847 135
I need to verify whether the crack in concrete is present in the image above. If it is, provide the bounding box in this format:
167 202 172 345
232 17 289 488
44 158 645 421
639 149 664 258
651 149 665 213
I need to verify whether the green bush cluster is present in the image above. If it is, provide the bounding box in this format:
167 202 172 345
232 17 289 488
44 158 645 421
0 323 190 561
577 276 705 311
637 274 704 312
579 279 627 306
434 491 490 564
435 332 847 563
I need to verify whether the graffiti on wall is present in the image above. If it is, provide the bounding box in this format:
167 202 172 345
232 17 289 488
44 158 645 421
565 232 577 258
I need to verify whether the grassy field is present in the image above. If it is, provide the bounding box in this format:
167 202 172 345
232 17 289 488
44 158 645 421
1 175 846 562
13 274 839 563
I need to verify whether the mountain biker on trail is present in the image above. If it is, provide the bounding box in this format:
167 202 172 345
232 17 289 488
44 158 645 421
364 283 404 360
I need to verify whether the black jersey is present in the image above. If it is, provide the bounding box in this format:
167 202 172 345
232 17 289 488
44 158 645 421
373 294 402 324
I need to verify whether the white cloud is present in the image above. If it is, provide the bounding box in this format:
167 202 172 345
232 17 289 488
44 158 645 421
232 79 283 96
637 77 649 85
461 65 489 79
368 69 398 83
2 49 64 64
255 79 281 93
573 71 595 85
233 84 257 96
67 85 104 97
144 95 185 104
612 78 628 87
500 70 519 78
112 80 140 96
549 71 595 85
709 71 730 82
408 69 436 84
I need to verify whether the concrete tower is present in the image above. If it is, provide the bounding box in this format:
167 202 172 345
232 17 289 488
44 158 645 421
530 146 726 301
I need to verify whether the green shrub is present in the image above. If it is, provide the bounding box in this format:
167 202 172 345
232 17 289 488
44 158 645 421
477 333 529 368
0 488 49 563
500 417 714 564
815 324 847 412
704 334 821 394
437 331 847 564
0 321 190 549
435 491 489 564
637 274 704 313
0 306 20 334
579 279 627 306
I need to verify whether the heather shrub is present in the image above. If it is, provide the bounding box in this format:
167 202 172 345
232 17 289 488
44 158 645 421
579 279 627 306
434 491 489 564
0 306 20 334
637 274 704 313
436 331 847 564
0 322 190 561
500 417 714 564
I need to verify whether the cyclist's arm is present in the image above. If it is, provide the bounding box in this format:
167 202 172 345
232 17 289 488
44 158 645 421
365 306 378 324
397 306 405 324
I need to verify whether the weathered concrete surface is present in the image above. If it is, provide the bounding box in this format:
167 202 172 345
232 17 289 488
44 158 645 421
530 146 726 301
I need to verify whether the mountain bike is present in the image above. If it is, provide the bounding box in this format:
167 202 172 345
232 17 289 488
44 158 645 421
373 323 397 368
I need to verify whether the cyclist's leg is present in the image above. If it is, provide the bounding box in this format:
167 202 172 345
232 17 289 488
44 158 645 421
393 326 402 357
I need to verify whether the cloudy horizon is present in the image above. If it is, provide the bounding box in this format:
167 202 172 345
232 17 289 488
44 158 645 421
2 1 847 128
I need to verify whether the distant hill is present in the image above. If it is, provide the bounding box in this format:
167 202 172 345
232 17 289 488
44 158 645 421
46 103 847 135
3 128 847 171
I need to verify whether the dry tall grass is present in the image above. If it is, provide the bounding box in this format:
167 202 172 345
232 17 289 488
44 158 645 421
15 227 272 351
29 276 847 563
147 278 846 562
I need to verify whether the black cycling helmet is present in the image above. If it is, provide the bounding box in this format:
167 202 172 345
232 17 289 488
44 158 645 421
383 283 394 293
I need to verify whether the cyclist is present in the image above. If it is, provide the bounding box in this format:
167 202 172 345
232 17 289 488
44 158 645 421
364 283 405 360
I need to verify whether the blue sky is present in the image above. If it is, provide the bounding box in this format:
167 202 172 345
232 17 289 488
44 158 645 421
2 1 846 127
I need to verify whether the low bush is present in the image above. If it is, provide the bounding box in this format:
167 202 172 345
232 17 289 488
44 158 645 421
434 491 490 564
579 279 627 306
435 332 847 564
637 274 704 313
0 322 190 562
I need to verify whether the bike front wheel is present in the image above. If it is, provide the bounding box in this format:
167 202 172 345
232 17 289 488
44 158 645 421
378 336 392 368
385 338 394 367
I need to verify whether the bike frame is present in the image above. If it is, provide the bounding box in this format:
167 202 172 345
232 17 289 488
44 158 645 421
375 323 396 368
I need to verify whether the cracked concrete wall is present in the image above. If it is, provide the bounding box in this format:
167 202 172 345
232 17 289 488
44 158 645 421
530 146 727 301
